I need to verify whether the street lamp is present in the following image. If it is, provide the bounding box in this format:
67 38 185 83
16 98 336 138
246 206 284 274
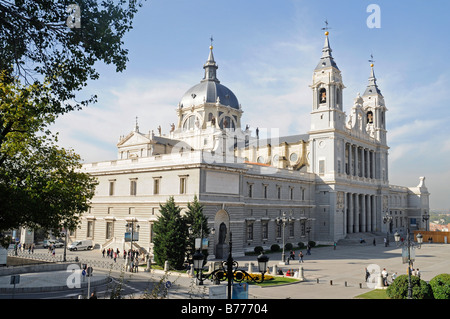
422 212 429 231
276 212 293 264
394 227 423 299
193 232 269 299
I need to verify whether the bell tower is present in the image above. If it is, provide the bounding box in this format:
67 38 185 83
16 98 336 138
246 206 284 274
310 31 346 132
362 63 387 145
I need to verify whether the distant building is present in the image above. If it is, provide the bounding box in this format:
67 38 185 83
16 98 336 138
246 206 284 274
72 32 430 258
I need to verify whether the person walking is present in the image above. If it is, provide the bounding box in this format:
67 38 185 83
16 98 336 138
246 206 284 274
298 251 304 263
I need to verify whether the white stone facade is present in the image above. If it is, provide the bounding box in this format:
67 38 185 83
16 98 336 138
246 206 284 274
72 35 430 258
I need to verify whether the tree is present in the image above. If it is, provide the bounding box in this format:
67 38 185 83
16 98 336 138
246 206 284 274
153 197 189 270
429 274 450 299
0 71 97 234
0 1 144 233
184 195 210 264
386 275 433 299
0 0 145 115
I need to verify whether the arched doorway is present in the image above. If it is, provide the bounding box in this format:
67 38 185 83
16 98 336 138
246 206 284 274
214 209 230 259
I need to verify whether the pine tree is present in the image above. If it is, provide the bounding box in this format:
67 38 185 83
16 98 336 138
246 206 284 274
153 197 188 270
185 195 210 265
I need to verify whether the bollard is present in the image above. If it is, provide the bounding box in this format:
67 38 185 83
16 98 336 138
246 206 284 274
330 280 333 286
345 281 347 287
359 283 362 289
317 278 319 283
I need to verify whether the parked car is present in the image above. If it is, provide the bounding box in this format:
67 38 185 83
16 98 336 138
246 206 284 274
68 240 93 251
43 239 64 248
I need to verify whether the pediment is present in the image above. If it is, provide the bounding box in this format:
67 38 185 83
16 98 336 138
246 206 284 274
117 131 151 147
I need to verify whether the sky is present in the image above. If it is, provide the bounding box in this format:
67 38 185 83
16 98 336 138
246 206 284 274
50 0 450 211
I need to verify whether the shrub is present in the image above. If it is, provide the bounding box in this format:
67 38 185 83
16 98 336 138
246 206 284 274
429 274 450 299
270 244 280 252
254 246 264 254
285 243 293 250
386 274 433 299
308 241 316 248
297 242 305 249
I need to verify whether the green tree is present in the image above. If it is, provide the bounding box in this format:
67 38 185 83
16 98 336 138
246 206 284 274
184 195 210 265
0 0 145 115
153 197 189 270
0 0 144 234
386 275 433 299
429 274 450 299
0 73 97 235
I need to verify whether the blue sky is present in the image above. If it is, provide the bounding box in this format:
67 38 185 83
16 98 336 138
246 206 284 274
52 0 450 210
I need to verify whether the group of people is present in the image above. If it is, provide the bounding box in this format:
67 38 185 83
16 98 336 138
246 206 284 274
13 242 36 255
101 247 142 271
366 266 421 287
102 247 120 261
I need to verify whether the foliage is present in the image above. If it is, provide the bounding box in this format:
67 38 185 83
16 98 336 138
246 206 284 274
0 0 145 113
386 275 433 299
152 197 189 270
184 195 210 264
429 274 450 299
0 72 97 234
270 244 280 252
285 243 293 250
254 246 264 254
0 0 144 234
297 242 305 249
308 241 316 248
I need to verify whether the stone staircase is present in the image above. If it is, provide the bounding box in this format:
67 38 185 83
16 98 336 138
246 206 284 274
337 232 393 246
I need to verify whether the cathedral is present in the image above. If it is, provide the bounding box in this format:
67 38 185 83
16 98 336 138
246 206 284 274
74 32 430 258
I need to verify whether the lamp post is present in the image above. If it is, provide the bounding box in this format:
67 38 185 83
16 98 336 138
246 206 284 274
422 212 429 231
394 227 423 299
125 220 139 270
276 212 293 264
193 232 269 299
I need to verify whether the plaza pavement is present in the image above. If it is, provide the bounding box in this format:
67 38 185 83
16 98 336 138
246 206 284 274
1 239 449 299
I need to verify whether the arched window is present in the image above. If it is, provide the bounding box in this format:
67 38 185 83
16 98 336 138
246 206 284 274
319 88 327 104
367 111 373 124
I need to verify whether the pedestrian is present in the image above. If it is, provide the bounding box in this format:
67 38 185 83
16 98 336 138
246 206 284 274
373 238 376 246
417 268 421 279
90 291 97 299
365 268 370 282
114 252 117 263
306 244 311 255
102 248 105 258
383 238 387 247
298 251 304 263
381 268 388 286
391 272 397 281
333 241 337 250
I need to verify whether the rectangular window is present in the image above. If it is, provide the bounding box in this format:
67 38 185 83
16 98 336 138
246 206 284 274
248 183 253 198
247 222 253 240
106 222 113 239
180 177 186 194
153 178 160 195
319 160 325 175
290 187 294 200
263 185 268 199
276 223 282 238
130 179 137 195
87 221 94 238
109 180 115 196
277 186 281 199
262 222 268 240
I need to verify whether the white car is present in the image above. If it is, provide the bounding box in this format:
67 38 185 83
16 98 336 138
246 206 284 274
43 240 64 248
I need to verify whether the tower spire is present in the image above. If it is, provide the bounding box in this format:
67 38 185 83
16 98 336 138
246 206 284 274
315 29 339 70
202 39 219 83
363 58 382 96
